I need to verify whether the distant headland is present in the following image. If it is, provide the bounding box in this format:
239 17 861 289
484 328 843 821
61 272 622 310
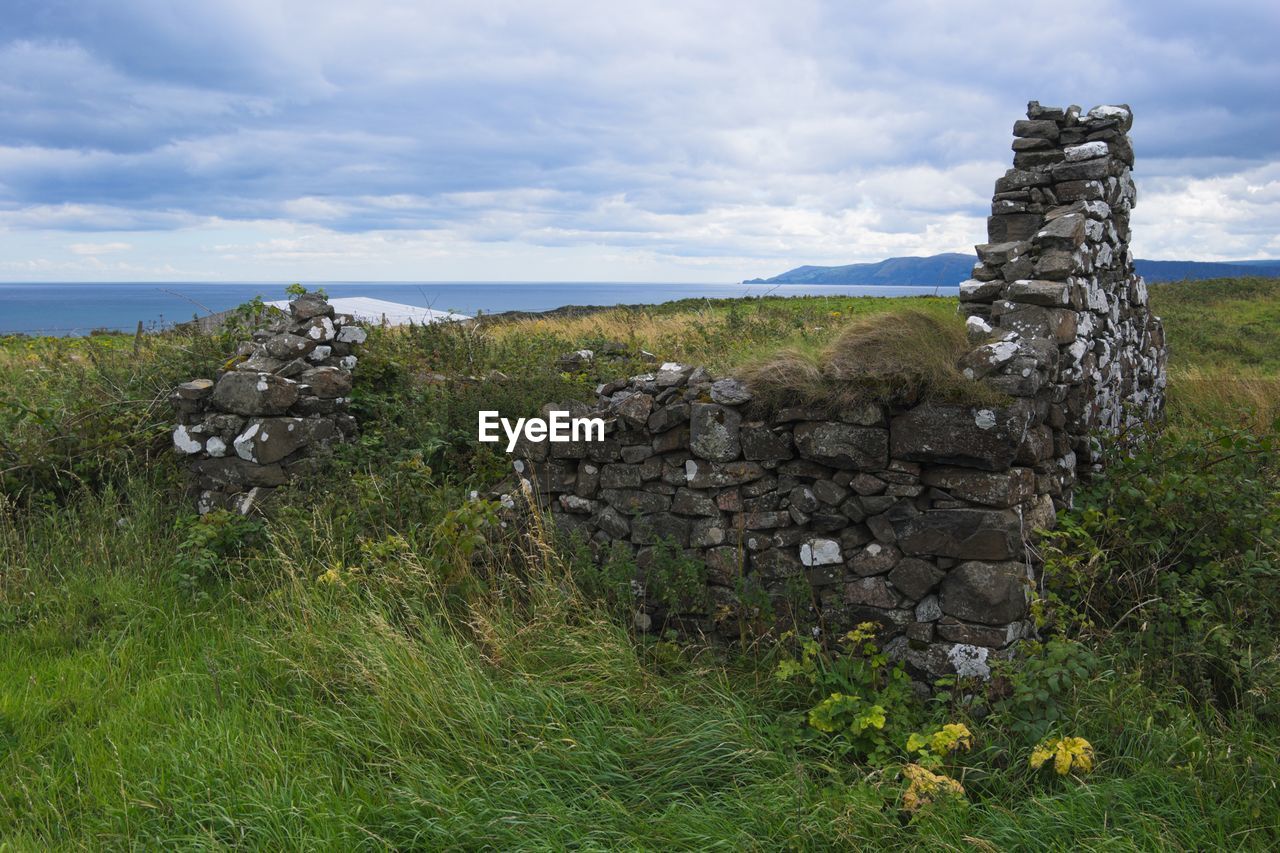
744 253 1280 285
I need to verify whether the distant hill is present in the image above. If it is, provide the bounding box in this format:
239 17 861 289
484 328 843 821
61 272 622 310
743 254 975 286
744 254 1280 285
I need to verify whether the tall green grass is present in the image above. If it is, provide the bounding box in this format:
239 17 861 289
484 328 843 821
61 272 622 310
1 280 1278 848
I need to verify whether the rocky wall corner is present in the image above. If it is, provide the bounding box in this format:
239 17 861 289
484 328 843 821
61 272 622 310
169 293 365 514
960 101 1167 504
509 103 1168 682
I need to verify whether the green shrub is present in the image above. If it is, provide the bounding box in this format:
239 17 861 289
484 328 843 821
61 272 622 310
1042 418 1280 713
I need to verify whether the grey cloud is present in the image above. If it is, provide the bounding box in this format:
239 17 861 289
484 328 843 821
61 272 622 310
0 0 1276 265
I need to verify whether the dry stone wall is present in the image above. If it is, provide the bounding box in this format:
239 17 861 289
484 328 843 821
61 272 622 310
515 104 1166 679
170 294 363 514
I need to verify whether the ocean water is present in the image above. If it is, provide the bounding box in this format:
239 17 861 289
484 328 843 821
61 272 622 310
0 281 958 336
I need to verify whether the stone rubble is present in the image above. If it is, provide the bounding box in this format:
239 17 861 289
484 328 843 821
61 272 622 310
170 293 362 515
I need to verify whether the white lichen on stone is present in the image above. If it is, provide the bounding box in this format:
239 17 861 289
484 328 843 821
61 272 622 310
800 538 841 566
947 643 992 679
974 409 997 430
234 423 260 461
335 325 367 344
173 425 203 454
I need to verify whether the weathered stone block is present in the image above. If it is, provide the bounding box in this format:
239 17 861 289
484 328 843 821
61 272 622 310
709 378 752 405
264 333 316 360
600 488 670 515
987 213 1043 243
672 488 719 516
887 558 946 600
690 403 742 462
939 561 1029 624
894 509 1022 560
794 422 888 470
740 423 794 460
616 393 654 428
684 459 765 488
1005 279 1071 307
1012 119 1059 140
631 513 691 546
752 547 803 580
211 372 299 417
192 457 289 488
800 537 841 566
849 541 901 576
289 293 333 320
299 366 352 399
844 577 898 608
600 464 642 489
921 465 1036 507
889 403 1033 471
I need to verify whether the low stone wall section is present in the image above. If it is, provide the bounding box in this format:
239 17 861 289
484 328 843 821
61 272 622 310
170 294 364 514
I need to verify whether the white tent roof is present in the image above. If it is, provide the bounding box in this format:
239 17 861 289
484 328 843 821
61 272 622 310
266 296 470 326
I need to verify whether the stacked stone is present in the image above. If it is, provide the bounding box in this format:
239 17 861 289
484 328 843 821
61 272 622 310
514 364 1052 679
959 102 1166 503
170 294 364 514
513 103 1168 679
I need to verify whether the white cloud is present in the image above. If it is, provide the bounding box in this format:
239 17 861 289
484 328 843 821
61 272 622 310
68 241 132 255
0 0 1276 281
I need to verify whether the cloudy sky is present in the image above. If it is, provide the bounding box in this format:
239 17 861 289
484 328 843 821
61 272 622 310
1 0 1277 282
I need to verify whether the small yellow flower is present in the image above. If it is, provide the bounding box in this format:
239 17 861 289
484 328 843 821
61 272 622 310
1030 736 1095 776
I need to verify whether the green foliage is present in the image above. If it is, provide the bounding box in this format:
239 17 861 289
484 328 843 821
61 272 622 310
567 538 638 615
647 537 708 612
284 282 328 299
906 722 973 767
174 509 266 597
1042 419 1280 713
2 284 1280 847
773 623 919 764
990 638 1099 739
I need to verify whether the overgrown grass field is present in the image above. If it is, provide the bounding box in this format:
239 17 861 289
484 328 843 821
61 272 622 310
1 279 1277 849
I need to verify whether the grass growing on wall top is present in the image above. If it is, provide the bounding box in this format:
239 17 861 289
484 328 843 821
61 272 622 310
737 309 1004 412
483 292 959 372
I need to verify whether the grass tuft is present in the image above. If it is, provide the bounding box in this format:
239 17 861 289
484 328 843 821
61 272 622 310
738 308 1002 412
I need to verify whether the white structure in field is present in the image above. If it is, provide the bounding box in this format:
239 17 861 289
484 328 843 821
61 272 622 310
265 297 470 326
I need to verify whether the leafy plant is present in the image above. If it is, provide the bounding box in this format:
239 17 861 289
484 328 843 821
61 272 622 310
990 638 1097 739
906 723 973 768
1042 419 1280 712
774 623 918 764
647 537 707 613
901 763 966 814
1029 736 1095 777
174 509 266 597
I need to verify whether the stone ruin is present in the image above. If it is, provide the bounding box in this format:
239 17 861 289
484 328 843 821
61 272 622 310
512 103 1167 679
170 293 365 514
166 104 1167 679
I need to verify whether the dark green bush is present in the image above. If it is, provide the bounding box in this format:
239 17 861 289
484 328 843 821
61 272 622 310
1042 418 1280 713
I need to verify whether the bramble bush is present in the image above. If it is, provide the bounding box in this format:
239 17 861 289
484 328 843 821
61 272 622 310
1041 417 1280 713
